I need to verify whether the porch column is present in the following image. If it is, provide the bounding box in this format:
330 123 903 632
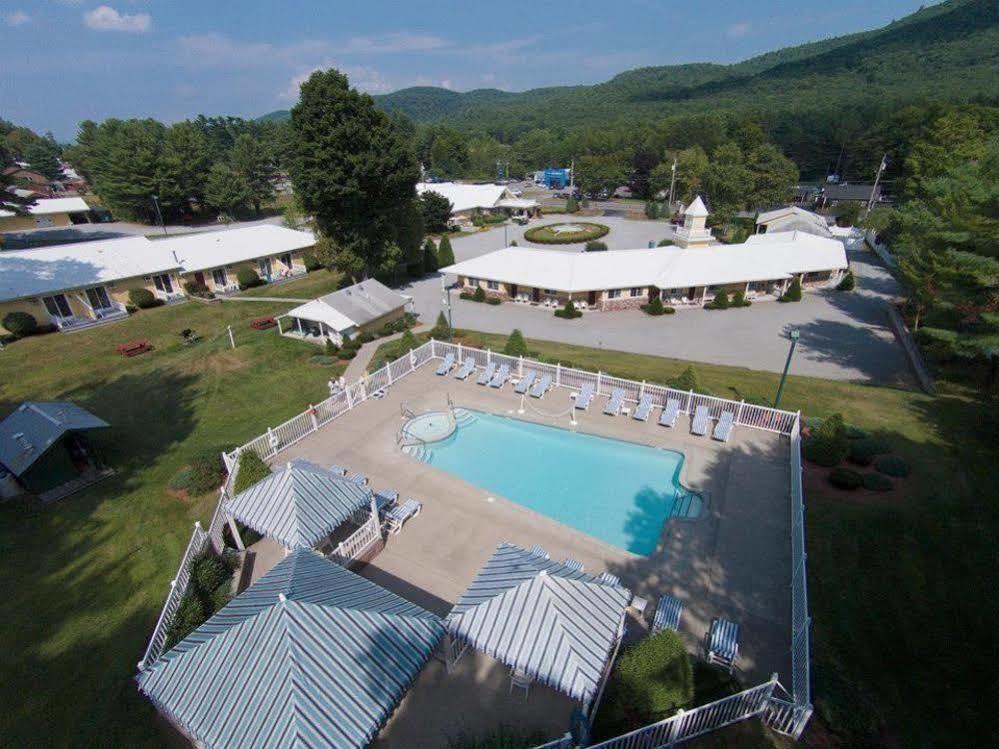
276 316 283 334
295 317 302 334
226 515 246 551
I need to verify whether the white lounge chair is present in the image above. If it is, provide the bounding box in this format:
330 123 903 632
514 370 537 394
691 405 710 435
509 667 532 697
652 595 683 633
705 617 740 673
435 352 455 376
489 363 510 388
658 398 681 428
328 464 348 477
385 498 422 534
373 489 398 516
574 382 595 410
529 373 552 398
713 411 735 442
455 359 476 380
348 472 368 486
633 393 654 421
476 361 497 385
603 388 626 416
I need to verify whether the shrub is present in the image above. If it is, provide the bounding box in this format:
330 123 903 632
836 270 855 291
437 234 455 266
845 425 871 440
164 594 206 649
779 277 802 303
671 365 700 392
325 339 339 356
236 267 263 290
303 253 322 272
566 196 578 213
554 300 582 319
503 329 528 356
397 328 419 353
657 239 673 247
705 290 729 310
459 291 475 300
585 240 608 251
523 222 609 245
663 306 675 314
644 296 665 316
2 311 37 338
356 331 375 344
644 201 660 219
171 448 226 495
731 289 751 307
168 468 195 492
804 412 849 467
863 472 893 491
233 451 272 494
473 286 486 302
338 348 357 360
309 354 337 366
183 281 210 296
430 311 452 341
848 437 891 466
875 455 911 478
485 296 502 305
190 551 232 596
422 238 438 273
509 240 518 246
128 287 158 309
595 631 693 739
829 467 863 490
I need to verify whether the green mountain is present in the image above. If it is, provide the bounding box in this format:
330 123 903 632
258 0 998 131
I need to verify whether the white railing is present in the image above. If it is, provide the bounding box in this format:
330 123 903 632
330 507 382 567
788 419 813 719
138 522 211 671
531 734 574 749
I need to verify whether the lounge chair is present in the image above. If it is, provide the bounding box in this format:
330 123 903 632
691 405 710 435
510 667 532 697
574 382 595 410
598 572 621 587
385 498 422 534
658 398 681 428
712 411 735 442
563 558 584 573
435 352 455 376
349 472 368 486
603 388 626 416
328 464 348 476
529 373 552 398
489 363 510 388
633 393 654 421
652 595 683 633
527 543 549 559
455 358 476 380
514 370 537 394
374 489 399 515
705 617 740 673
476 361 496 386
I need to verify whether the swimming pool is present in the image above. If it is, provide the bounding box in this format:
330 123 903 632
406 409 699 555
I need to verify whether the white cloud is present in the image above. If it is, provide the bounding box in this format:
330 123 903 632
84 6 152 33
281 64 392 100
4 10 32 27
725 22 751 39
340 32 449 55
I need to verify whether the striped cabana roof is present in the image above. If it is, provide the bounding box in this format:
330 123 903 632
224 458 372 549
138 549 444 749
445 543 631 704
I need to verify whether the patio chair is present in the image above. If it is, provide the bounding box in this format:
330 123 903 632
489 363 511 388
705 617 740 673
385 498 422 534
476 361 497 386
328 464 348 476
436 352 455 376
603 388 626 416
691 405 710 436
658 398 681 428
652 594 683 633
529 373 552 398
455 358 476 380
514 370 537 394
509 667 532 698
563 558 584 573
597 572 621 587
374 489 399 515
712 411 735 442
348 472 368 487
633 393 654 421
574 382 595 410
527 543 550 559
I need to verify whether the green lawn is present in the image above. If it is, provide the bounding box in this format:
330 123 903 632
239 268 342 299
3 316 994 747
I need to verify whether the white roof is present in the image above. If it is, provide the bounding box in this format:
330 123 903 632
684 195 709 217
416 182 512 213
169 225 315 273
496 197 539 210
0 237 180 301
283 299 357 332
755 206 831 237
283 279 408 333
0 196 90 218
441 233 847 292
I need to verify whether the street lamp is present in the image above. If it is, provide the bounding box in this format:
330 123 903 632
774 329 800 409
441 277 453 330
151 195 167 236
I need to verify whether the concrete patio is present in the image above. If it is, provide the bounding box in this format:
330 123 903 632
255 366 792 746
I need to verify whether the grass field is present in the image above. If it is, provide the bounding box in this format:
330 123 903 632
2 308 994 747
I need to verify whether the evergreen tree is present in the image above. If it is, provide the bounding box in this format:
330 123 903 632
22 138 62 180
205 162 251 217
163 121 213 206
422 238 438 273
429 311 452 341
230 133 275 216
503 329 528 356
672 365 700 392
419 191 453 233
437 234 455 266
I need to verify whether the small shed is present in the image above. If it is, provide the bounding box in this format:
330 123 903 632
278 279 411 346
0 401 109 500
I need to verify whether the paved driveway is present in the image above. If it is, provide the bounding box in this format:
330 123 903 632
405 229 913 386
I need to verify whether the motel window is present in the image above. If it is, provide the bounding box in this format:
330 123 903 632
543 289 556 296
279 253 292 268
487 280 499 291
212 268 228 287
630 287 642 297
85 286 112 310
468 277 479 286
608 289 622 299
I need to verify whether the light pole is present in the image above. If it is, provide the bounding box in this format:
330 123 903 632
151 195 167 235
441 277 453 330
667 157 677 213
774 329 800 409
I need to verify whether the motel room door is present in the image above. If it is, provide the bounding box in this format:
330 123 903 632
532 287 541 303
588 290 597 306
509 284 518 298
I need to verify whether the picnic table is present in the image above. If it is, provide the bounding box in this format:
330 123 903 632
251 316 276 330
115 339 153 357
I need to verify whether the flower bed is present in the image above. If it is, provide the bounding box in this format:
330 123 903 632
524 222 609 244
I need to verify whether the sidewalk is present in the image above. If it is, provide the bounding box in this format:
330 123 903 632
341 326 429 382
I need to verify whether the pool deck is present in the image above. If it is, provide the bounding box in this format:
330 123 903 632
268 366 792 746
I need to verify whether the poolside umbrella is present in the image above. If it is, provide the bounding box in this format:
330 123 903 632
445 543 631 704
138 549 444 749
223 458 372 549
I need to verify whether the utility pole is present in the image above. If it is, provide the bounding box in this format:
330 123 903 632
865 153 887 217
151 195 167 235
667 157 678 212
569 159 574 192
774 330 800 409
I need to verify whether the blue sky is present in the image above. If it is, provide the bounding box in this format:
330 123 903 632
2 1 927 140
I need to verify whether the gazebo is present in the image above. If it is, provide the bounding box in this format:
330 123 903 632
444 543 631 710
138 549 445 749
223 459 380 563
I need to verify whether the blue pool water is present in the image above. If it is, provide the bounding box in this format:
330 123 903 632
414 410 699 555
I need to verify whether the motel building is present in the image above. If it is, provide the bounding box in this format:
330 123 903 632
0 196 93 231
0 225 315 334
416 181 539 226
278 279 412 347
441 198 848 311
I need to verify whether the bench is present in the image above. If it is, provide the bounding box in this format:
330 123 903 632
251 316 276 330
115 339 152 357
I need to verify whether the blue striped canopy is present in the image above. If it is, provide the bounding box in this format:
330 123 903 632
139 549 444 749
224 459 372 549
445 543 631 704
